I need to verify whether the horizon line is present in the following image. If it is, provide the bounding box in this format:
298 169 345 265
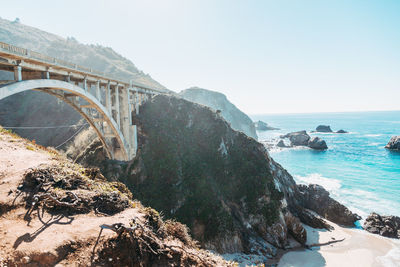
249 109 400 116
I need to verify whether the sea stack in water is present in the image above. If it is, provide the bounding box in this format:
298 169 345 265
254 120 280 131
281 130 310 146
385 136 400 150
336 129 348 133
315 125 333 132
277 139 289 148
364 213 400 239
308 137 328 150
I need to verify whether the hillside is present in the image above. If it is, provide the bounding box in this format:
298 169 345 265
76 95 360 262
0 127 230 266
179 87 258 140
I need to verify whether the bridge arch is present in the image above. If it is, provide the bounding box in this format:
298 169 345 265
0 79 129 160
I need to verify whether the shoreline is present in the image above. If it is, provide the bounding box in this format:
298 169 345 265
278 221 400 267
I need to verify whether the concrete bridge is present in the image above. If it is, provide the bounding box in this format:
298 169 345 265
0 41 165 161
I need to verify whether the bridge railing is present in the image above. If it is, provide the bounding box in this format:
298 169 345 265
0 41 28 56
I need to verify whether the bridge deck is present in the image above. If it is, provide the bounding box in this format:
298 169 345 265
0 41 163 93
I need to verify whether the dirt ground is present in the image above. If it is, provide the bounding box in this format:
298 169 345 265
0 129 230 266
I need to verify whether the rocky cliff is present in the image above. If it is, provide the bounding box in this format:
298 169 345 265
0 17 168 147
77 95 359 258
179 87 258 140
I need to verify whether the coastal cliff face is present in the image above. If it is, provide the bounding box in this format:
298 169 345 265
0 18 167 147
77 95 360 256
179 87 258 140
114 95 330 255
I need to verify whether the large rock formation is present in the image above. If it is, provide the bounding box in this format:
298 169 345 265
308 137 328 150
363 213 400 239
77 95 360 256
281 131 310 146
179 87 258 140
0 17 168 147
298 184 360 227
315 125 333 132
254 120 280 131
385 136 400 150
279 131 328 150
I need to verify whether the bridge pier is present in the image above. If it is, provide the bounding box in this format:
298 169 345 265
14 65 22 81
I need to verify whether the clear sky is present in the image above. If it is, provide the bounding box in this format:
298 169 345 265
1 0 400 114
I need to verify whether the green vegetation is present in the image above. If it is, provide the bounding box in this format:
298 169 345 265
124 96 284 244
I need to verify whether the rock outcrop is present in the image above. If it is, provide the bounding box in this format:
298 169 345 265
363 213 400 239
254 120 280 131
179 87 258 140
336 129 348 133
315 125 333 132
298 184 360 226
281 131 310 146
280 131 328 150
277 140 289 148
308 137 328 150
385 136 400 150
76 95 359 257
126 95 290 253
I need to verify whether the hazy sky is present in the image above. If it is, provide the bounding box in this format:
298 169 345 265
2 0 400 114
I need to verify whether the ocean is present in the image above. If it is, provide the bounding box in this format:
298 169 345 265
251 110 400 223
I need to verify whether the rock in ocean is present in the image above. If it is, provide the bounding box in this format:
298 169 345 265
385 136 400 150
254 120 280 131
315 125 333 132
308 137 328 150
364 212 400 239
281 130 310 146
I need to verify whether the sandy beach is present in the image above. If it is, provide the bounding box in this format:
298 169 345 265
278 221 400 267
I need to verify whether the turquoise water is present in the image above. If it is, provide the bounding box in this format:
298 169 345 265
252 111 400 220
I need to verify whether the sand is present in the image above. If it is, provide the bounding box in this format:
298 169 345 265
278 221 400 267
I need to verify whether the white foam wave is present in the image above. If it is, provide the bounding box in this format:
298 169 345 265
294 173 342 192
340 189 400 219
294 174 400 221
367 142 380 146
365 134 382 137
376 241 400 267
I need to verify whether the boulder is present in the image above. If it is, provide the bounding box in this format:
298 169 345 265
284 213 307 244
298 184 361 227
363 213 400 239
254 120 280 131
385 136 400 150
277 140 288 148
336 129 348 133
308 137 328 150
281 131 310 146
315 125 333 132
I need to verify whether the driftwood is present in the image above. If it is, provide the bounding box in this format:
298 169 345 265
306 238 345 249
33 191 80 207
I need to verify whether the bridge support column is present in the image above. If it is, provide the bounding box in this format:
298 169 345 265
120 87 131 157
14 66 22 81
83 76 88 91
105 81 111 114
65 73 71 83
114 84 120 127
96 80 101 102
